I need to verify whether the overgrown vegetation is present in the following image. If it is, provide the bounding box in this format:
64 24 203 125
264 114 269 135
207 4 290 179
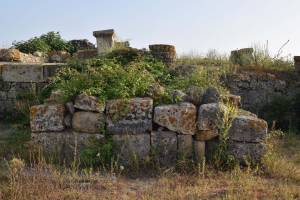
13 32 75 54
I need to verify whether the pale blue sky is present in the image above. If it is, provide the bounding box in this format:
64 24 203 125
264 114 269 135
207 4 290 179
1 0 300 56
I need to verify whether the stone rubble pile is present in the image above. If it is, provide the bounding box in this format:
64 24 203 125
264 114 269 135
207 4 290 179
30 88 268 167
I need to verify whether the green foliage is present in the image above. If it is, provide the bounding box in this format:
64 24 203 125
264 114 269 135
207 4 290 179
212 103 238 170
79 135 114 169
13 31 75 54
261 94 300 132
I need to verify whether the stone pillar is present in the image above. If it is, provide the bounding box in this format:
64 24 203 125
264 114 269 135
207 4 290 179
149 44 176 66
294 56 300 73
230 48 254 66
93 29 116 54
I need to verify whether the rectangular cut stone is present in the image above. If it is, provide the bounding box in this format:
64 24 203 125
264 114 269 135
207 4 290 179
228 141 266 164
197 103 227 131
151 131 178 166
106 98 153 134
154 102 196 135
30 104 65 132
93 29 116 54
43 64 64 80
228 115 267 143
178 134 193 159
72 111 105 134
112 134 150 166
32 131 104 164
194 141 205 163
1 64 44 82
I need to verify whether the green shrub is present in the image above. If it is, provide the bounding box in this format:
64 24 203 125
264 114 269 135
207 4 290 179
13 32 75 54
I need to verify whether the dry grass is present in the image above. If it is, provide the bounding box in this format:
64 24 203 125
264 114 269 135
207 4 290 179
0 133 300 200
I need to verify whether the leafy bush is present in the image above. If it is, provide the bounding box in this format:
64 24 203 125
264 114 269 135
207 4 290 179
13 32 75 54
261 94 300 132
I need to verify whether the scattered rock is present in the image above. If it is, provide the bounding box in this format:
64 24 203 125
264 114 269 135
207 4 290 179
33 51 43 57
74 93 104 112
30 104 65 132
185 86 205 106
202 87 221 104
154 102 196 135
171 90 187 103
106 98 153 134
72 111 105 133
0 49 21 62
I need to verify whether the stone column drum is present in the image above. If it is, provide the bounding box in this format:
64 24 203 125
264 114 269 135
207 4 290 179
93 29 116 54
149 44 176 66
294 56 300 73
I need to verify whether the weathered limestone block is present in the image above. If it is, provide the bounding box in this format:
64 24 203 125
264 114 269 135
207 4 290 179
149 44 176 66
228 115 268 143
194 129 219 141
230 48 254 66
32 131 104 164
151 131 178 166
93 29 116 54
74 93 104 112
228 141 266 164
197 103 227 131
72 111 105 133
0 49 21 62
154 102 196 135
1 64 44 82
106 98 153 134
112 134 150 166
30 104 65 132
178 134 193 159
194 141 206 162
202 87 221 104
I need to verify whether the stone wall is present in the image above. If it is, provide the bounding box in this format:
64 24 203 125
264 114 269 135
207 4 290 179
30 91 268 167
223 70 300 114
0 63 64 115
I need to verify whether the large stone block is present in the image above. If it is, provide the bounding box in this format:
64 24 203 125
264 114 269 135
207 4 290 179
178 134 193 159
228 115 268 143
106 98 153 134
197 103 227 131
72 111 105 134
154 102 196 135
30 104 65 132
74 93 104 112
32 131 104 164
112 134 150 166
228 141 266 164
1 64 44 82
151 131 178 166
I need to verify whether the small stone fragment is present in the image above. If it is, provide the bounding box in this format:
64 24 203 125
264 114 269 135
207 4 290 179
74 93 104 112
